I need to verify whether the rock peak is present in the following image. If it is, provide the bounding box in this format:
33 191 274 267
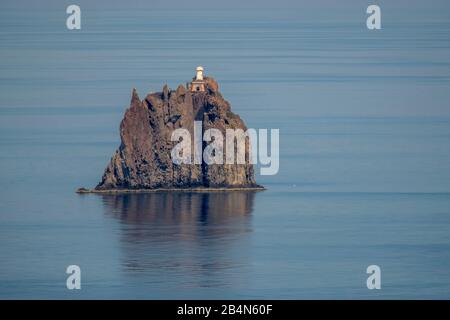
163 84 170 101
131 88 140 105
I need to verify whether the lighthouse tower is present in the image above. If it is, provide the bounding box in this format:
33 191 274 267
190 66 206 92
196 66 204 80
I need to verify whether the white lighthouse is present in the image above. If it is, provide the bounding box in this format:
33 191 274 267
191 66 206 92
196 66 204 81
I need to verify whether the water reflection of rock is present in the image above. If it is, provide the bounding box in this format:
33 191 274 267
100 192 256 291
102 191 255 226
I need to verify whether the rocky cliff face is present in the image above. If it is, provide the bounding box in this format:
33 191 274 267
95 77 260 190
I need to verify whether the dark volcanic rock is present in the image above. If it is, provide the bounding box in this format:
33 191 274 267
95 77 260 190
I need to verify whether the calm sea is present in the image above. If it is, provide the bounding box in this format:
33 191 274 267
1 0 450 299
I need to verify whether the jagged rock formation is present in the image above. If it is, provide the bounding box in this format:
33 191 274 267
94 77 261 191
